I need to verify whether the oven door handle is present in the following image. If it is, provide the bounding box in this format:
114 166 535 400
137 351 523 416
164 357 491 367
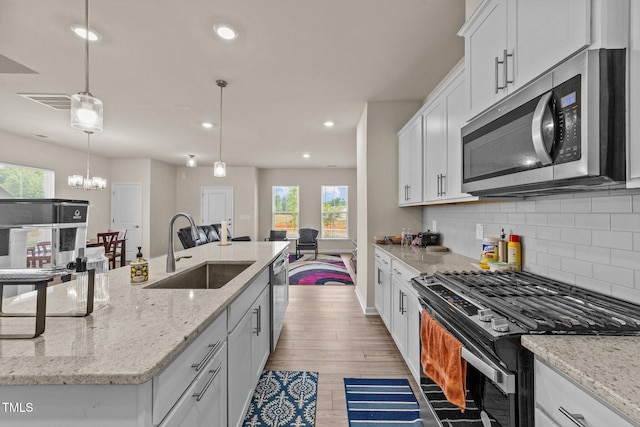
461 347 504 389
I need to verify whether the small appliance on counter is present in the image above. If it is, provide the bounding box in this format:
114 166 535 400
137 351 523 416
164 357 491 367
419 230 440 247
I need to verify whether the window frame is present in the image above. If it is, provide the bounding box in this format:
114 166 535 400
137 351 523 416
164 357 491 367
272 186 300 237
0 162 55 198
321 185 348 239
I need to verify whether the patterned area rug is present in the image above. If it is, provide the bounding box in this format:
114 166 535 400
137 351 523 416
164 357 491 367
344 378 423 426
288 254 354 285
243 370 318 427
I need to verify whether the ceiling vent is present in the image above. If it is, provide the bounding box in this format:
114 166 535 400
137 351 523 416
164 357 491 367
19 93 72 110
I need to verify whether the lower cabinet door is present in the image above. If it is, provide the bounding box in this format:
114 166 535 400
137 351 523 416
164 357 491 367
252 286 271 383
535 408 560 427
391 276 407 357
228 310 254 427
160 342 228 427
405 292 421 383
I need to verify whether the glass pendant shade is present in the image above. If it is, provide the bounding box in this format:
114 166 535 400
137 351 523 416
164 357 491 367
71 92 103 132
186 155 197 168
213 161 226 177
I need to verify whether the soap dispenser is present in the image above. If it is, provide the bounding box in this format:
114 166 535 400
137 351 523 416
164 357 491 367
130 247 149 283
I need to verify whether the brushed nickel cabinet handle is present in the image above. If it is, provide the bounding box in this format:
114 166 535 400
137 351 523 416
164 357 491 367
559 406 586 427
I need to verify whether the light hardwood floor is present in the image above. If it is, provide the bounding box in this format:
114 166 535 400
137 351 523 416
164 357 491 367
265 285 419 427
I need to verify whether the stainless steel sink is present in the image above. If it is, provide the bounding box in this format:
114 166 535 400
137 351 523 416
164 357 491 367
144 262 254 290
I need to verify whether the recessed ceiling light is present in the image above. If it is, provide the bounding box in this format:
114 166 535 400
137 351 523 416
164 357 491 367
202 122 213 129
303 153 311 159
70 25 100 41
323 121 335 128
214 24 238 40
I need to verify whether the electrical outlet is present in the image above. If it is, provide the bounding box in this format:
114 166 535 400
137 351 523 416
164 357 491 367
432 220 437 232
476 223 484 240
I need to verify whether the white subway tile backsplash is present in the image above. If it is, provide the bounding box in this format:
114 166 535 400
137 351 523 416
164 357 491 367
560 228 591 245
575 245 610 264
562 258 592 277
516 201 536 212
537 226 562 241
574 214 610 230
610 249 640 270
547 241 575 258
591 230 633 250
422 189 640 304
525 213 547 226
561 198 591 213
537 253 562 270
593 264 635 288
611 214 640 232
547 213 574 228
592 195 632 213
507 213 526 224
535 199 563 212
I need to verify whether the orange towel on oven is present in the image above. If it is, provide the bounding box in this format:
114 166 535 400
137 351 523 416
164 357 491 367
421 309 467 411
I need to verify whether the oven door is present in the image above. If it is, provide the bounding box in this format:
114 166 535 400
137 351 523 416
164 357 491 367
419 300 519 427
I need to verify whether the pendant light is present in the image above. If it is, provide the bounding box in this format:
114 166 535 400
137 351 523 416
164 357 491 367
68 131 106 190
213 79 227 177
70 0 103 132
186 154 197 167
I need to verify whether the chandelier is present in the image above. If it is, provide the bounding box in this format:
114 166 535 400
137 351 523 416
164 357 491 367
68 132 106 190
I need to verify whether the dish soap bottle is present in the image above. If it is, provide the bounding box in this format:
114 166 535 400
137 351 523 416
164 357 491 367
130 247 149 283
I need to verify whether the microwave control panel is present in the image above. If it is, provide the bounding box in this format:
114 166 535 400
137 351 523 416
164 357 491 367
553 74 581 165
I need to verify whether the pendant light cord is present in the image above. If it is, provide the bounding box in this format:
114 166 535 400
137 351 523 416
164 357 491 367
85 131 92 180
84 0 90 94
218 82 224 162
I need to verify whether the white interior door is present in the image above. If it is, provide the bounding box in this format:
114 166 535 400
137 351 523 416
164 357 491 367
201 187 233 236
111 182 142 261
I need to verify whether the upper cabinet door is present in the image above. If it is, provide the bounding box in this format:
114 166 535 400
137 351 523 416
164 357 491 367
513 0 590 91
398 116 423 206
422 99 446 202
463 0 508 118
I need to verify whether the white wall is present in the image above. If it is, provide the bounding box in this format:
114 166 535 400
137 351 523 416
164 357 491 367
357 101 424 311
175 165 258 242
0 130 111 238
150 160 177 257
257 168 357 252
423 189 640 304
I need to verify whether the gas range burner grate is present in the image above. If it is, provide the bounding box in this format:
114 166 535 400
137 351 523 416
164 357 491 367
432 271 640 334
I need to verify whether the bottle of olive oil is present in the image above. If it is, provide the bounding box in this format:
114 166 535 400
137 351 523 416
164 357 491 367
130 247 149 283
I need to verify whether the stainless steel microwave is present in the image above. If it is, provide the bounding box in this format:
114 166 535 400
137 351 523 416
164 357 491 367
461 49 626 196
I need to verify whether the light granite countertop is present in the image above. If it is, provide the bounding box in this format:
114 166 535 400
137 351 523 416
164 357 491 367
373 244 479 275
0 241 289 385
522 335 640 425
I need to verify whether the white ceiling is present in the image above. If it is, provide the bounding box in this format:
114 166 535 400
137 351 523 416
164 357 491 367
0 0 465 169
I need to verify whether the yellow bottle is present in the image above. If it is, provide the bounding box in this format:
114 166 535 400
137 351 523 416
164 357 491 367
130 247 149 283
507 235 521 271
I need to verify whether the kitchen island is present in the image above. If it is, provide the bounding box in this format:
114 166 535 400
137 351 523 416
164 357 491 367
522 335 640 426
0 241 289 426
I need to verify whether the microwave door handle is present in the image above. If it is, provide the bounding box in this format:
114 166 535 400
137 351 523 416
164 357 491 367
531 91 554 165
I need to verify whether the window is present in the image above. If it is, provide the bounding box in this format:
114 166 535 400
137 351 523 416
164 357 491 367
272 186 299 237
321 185 348 239
0 162 54 198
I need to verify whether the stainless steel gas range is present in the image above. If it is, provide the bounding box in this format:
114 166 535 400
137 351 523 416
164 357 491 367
412 270 640 427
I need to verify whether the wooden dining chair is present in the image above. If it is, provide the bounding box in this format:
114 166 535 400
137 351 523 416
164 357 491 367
97 231 119 270
35 241 52 267
108 229 127 267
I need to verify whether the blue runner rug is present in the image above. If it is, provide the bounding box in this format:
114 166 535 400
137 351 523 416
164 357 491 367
344 378 423 426
243 370 318 427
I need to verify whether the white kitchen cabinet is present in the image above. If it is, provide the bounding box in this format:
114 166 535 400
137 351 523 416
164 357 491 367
398 115 423 206
374 248 392 328
390 260 421 383
629 1 640 188
534 356 636 427
422 66 477 204
160 342 227 427
460 0 591 118
228 273 271 427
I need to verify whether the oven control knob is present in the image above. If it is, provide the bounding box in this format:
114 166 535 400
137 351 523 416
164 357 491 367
477 308 494 322
491 317 510 332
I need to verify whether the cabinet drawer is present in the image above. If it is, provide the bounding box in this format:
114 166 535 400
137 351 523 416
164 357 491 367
390 259 418 286
160 341 227 427
374 249 391 270
153 311 228 425
228 268 269 332
534 357 635 427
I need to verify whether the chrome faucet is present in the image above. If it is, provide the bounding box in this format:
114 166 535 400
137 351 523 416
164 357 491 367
166 212 199 273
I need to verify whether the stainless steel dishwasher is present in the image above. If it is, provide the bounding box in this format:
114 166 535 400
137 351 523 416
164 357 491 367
269 251 288 351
